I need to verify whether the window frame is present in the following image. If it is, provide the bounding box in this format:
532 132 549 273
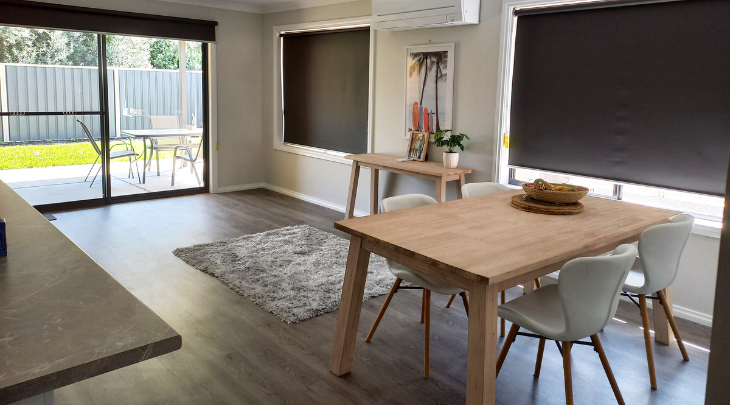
494 0 723 236
272 17 374 165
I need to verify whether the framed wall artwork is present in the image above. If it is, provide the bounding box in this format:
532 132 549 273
404 43 455 139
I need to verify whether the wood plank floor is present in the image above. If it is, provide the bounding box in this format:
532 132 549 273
50 189 710 404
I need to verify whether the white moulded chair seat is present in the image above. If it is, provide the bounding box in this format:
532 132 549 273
461 181 509 198
621 213 693 389
365 194 468 379
496 244 637 405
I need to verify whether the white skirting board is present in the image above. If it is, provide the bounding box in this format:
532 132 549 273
263 184 369 218
214 182 368 218
215 183 713 327
215 183 267 193
10 391 53 405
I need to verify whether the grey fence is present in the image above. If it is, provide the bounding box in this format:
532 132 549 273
0 64 203 142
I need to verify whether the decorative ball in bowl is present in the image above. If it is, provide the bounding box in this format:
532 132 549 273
522 179 589 204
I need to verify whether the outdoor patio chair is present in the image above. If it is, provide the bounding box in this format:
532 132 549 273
77 120 140 187
171 139 203 187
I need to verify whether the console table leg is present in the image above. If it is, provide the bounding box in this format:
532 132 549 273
370 169 379 215
345 162 360 220
457 174 466 199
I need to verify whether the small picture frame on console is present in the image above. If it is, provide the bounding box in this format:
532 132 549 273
406 131 429 162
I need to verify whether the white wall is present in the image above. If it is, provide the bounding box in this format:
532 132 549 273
260 0 721 325
38 0 264 190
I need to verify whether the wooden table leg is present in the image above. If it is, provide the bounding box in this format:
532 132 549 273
330 236 371 376
435 178 447 203
653 287 676 345
370 169 379 215
345 162 361 220
466 283 499 405
456 174 466 199
523 280 535 295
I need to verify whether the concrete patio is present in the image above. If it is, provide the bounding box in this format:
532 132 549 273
0 158 204 206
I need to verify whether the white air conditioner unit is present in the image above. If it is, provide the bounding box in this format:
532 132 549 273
373 0 480 30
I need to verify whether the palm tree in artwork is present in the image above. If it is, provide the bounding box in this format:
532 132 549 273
430 51 448 132
409 52 434 108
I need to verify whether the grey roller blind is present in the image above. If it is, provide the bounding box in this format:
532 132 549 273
0 0 217 42
508 0 730 196
282 28 370 154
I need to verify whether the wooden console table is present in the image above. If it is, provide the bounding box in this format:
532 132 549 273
344 153 475 219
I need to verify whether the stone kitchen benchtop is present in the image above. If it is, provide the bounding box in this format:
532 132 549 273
0 181 181 404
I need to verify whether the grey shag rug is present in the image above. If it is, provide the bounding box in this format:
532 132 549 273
173 225 396 324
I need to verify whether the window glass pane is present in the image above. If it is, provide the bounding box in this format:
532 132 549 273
0 114 103 205
511 167 615 197
107 36 204 197
0 26 100 113
622 185 724 221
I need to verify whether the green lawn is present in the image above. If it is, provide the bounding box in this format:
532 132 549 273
0 141 176 170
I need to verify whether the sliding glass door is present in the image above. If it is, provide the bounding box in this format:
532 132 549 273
0 25 208 207
106 35 207 198
0 26 105 206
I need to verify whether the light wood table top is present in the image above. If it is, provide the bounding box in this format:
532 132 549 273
330 189 679 405
346 153 474 179
0 180 181 404
335 189 678 289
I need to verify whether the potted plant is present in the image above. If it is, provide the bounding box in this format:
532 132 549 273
434 130 470 168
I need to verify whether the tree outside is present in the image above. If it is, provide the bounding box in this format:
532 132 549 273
0 26 202 70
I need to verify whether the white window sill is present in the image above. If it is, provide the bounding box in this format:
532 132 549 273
273 142 352 165
693 219 722 239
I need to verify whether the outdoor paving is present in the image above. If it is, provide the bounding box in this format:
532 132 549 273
0 158 204 206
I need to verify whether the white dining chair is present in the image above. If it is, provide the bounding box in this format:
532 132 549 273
449 181 536 338
621 214 693 389
461 181 509 198
365 194 468 379
496 244 637 405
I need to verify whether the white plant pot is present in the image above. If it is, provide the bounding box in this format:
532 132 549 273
443 152 459 169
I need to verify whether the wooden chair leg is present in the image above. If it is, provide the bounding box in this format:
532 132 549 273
591 334 625 405
496 323 520 376
657 290 689 361
460 291 469 317
534 277 541 289
563 341 573 405
500 290 506 337
446 294 456 308
366 278 401 342
534 338 546 377
639 294 658 389
421 289 426 323
424 289 431 379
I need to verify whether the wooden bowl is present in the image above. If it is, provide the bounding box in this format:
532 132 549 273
522 183 589 204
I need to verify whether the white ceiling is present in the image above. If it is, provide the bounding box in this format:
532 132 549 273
153 0 361 14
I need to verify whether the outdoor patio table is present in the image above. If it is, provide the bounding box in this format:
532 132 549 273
329 189 678 405
120 128 203 184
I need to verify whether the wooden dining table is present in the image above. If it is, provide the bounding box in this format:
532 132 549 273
329 189 678 405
